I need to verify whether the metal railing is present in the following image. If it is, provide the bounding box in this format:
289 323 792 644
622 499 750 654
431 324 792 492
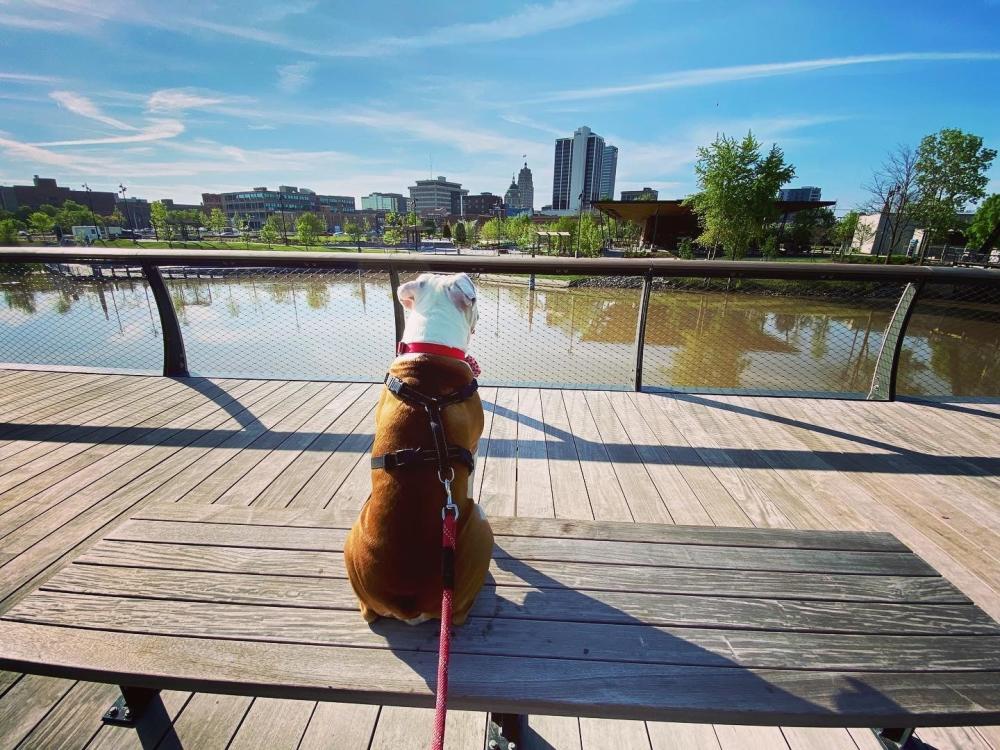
1 247 997 400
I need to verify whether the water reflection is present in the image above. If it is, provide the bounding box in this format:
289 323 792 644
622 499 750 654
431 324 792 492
0 271 996 398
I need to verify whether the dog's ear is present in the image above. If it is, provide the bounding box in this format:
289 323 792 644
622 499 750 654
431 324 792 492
447 273 476 311
397 275 429 309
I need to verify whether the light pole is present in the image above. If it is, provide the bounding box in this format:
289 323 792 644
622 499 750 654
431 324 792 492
118 184 133 233
82 184 99 241
576 191 584 258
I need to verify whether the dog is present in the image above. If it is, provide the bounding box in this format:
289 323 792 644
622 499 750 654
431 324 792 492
344 272 494 626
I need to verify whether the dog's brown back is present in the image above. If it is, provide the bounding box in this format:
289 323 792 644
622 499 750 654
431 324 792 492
344 354 493 623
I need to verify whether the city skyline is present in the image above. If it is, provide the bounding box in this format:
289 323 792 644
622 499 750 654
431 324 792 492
1 1 998 210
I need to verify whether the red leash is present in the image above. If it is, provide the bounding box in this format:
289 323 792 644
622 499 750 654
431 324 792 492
431 489 459 750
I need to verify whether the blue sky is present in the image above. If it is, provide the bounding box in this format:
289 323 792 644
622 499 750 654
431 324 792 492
1 0 998 211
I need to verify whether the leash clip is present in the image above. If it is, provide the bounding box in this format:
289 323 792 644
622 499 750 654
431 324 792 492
440 477 460 521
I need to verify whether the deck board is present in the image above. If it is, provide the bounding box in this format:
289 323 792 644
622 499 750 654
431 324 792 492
0 369 996 749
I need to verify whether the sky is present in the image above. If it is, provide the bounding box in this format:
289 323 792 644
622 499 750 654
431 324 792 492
1 0 998 212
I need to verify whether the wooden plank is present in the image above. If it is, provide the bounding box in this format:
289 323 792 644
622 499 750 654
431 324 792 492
781 726 873 750
515 388 554 518
714 725 789 750
152 691 251 750
527 716 581 750
77 540 969 603
129 501 909 552
2 622 999 726
14 679 120 750
227 697 313 750
539 388 593 520
472 386 498 501
323 439 374 514
297 702 379 750
49 565 992 635
0 673 74 750
479 387 518 517
580 716 651 749
83 689 191 750
561 390 632 521
369 706 484 750
10 591 999 673
584 391 672 524
647 721 722 750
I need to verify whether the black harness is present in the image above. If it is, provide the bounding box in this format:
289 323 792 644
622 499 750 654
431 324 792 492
370 373 479 488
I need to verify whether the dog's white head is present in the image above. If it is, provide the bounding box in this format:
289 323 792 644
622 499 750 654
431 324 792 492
397 273 478 351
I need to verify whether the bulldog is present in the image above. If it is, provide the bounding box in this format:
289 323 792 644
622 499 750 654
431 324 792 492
344 272 494 625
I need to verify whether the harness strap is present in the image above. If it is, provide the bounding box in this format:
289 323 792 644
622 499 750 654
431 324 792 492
371 446 475 473
384 373 479 409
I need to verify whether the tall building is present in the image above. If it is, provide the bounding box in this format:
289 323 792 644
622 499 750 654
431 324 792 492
504 177 521 216
621 187 659 201
779 186 822 202
463 192 503 215
317 194 355 213
551 126 616 212
0 175 116 215
599 145 618 200
408 176 468 217
516 161 534 212
361 192 408 213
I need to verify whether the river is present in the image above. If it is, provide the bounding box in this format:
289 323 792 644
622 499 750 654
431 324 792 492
1 270 997 398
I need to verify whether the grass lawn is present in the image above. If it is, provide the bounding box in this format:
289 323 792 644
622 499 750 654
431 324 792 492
85 239 400 254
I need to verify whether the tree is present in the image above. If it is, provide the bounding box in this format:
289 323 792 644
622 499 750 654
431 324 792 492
862 144 920 260
260 215 281 248
442 223 452 239
685 131 795 259
54 200 95 233
344 220 364 251
831 211 861 257
0 219 19 245
453 221 466 245
966 194 1000 252
913 128 997 256
296 212 324 247
107 208 126 227
29 211 55 239
209 208 228 237
787 207 835 253
149 201 172 244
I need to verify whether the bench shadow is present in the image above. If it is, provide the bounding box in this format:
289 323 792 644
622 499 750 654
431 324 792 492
368 542 920 744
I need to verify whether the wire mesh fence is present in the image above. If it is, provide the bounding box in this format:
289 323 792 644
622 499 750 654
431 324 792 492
161 266 395 381
641 278 906 397
0 263 162 372
897 281 1000 398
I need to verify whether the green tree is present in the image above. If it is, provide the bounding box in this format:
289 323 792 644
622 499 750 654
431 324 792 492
383 226 403 246
260 215 281 248
149 201 172 244
831 211 861 257
442 223 452 239
787 207 835 253
677 237 695 259
29 211 55 239
295 212 324 247
453 221 467 245
345 220 364 250
913 128 997 255
0 219 20 245
107 208 126 227
404 211 420 226
685 131 795 259
965 194 1000 251
208 208 228 236
231 214 251 248
863 144 920 260
54 199 95 233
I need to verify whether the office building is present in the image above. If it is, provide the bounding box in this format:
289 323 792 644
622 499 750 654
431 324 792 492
599 145 618 200
551 126 616 212
158 198 202 212
0 175 116 215
463 192 503 216
317 194 355 213
408 176 468 217
202 185 354 230
361 192 408 213
621 187 659 201
779 186 822 202
516 161 534 213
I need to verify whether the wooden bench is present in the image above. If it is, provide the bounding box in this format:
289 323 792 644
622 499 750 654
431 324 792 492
1 503 999 749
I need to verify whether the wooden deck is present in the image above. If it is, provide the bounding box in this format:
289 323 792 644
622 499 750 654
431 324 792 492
0 368 997 749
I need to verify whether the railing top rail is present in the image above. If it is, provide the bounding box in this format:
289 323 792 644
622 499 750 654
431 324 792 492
1 246 997 284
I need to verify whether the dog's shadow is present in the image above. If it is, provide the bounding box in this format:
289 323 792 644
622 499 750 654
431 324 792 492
367 541 919 746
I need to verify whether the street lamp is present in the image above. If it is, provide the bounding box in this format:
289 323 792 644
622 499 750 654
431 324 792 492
81 184 99 240
118 184 133 232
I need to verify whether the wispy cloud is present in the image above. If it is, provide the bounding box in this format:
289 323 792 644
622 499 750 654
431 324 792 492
146 88 229 112
49 90 136 130
544 51 1000 101
36 120 184 146
276 62 316 94
0 71 61 84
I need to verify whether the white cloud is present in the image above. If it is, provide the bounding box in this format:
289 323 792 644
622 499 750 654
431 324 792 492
146 88 227 112
0 71 61 84
35 119 185 146
49 90 136 130
0 134 102 170
276 62 316 94
543 51 1000 101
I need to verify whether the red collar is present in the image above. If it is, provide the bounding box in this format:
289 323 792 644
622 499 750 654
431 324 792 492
397 341 466 360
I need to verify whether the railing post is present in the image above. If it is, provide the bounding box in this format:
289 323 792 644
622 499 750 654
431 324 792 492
388 267 406 347
867 281 922 401
142 263 189 377
632 271 653 391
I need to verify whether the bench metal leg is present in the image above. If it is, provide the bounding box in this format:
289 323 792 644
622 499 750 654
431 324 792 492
102 685 160 726
873 727 917 749
487 712 526 749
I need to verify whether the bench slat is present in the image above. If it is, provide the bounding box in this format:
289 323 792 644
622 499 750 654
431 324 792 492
76 540 971 603
42 564 1000 635
1 621 998 727
107 519 935 576
8 591 1000 673
130 503 908 552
